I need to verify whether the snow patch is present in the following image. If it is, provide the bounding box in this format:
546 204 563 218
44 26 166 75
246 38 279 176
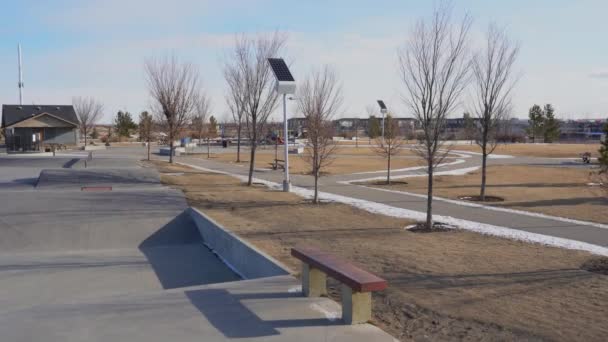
345 165 479 184
178 162 608 257
362 185 608 231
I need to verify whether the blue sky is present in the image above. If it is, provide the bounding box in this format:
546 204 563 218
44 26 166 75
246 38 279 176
1 0 607 122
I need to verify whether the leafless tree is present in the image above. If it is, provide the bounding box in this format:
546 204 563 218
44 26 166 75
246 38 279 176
398 2 472 229
471 24 519 201
139 111 154 160
145 56 200 163
226 32 287 185
192 91 212 156
297 66 343 203
73 96 104 147
223 56 247 163
374 115 406 184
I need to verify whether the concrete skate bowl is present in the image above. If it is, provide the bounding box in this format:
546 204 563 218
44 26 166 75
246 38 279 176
36 168 161 190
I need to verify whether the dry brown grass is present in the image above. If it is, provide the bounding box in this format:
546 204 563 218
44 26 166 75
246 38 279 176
199 148 423 175
147 160 608 342
369 165 608 224
452 143 601 158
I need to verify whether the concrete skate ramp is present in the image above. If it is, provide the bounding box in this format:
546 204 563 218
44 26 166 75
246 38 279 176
0 188 188 253
36 168 160 190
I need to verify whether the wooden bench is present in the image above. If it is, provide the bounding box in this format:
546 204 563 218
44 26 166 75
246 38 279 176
291 246 387 324
270 159 285 170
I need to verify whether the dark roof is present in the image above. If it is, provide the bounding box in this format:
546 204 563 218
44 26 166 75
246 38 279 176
2 105 78 128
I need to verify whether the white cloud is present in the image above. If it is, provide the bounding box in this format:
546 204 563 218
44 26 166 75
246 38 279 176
589 70 608 79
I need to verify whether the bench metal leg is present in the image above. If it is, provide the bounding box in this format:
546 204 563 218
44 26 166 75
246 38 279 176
341 284 371 324
301 263 327 297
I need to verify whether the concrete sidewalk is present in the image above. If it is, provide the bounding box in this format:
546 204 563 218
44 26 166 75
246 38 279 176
177 155 608 249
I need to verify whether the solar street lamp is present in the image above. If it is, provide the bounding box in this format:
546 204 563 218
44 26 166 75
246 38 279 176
268 58 296 192
377 100 387 142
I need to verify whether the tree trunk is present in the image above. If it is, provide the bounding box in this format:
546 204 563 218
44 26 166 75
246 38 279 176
247 141 256 186
313 169 319 204
236 126 242 163
169 138 174 163
480 149 488 201
84 128 87 148
207 138 210 158
387 152 391 184
147 137 151 161
426 160 434 229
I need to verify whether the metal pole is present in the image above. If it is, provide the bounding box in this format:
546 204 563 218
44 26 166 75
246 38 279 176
381 111 385 144
282 93 290 192
18 44 23 105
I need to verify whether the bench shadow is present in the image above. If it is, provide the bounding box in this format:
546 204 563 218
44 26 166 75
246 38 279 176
138 210 241 289
185 288 340 339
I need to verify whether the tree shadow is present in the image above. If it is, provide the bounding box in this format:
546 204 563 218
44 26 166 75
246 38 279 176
497 197 608 207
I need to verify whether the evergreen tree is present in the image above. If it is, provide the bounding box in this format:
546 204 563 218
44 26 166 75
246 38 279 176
543 104 560 143
599 121 608 168
114 111 137 138
368 115 381 139
527 104 544 142
208 115 218 137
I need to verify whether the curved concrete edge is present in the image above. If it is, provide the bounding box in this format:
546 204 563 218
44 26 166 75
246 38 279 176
188 207 292 279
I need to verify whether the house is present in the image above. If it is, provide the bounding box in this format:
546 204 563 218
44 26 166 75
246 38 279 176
1 105 79 152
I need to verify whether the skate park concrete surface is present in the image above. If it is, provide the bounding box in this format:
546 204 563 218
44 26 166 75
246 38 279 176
0 150 394 341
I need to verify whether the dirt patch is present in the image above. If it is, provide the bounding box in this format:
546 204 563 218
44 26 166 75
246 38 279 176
581 257 608 275
147 160 608 342
452 143 601 158
406 222 455 233
369 165 608 224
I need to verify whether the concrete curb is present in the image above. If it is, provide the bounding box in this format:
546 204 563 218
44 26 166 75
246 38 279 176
188 207 292 279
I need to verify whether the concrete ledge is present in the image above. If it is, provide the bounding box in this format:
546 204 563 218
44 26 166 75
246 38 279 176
188 207 291 279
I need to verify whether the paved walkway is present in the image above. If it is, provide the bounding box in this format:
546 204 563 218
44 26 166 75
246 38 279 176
0 152 395 341
177 152 608 249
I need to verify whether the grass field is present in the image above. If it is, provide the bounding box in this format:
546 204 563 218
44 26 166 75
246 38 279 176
148 160 608 342
368 165 608 224
451 143 602 158
200 147 423 175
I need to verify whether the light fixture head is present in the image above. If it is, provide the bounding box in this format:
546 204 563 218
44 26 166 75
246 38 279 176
268 58 296 95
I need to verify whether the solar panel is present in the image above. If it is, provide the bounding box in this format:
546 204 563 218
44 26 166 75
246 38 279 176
377 100 387 110
268 58 295 82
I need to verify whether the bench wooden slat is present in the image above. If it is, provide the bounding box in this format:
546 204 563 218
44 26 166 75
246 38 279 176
291 246 387 292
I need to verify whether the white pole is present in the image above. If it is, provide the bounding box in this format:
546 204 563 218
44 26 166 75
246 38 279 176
283 93 290 192
381 111 385 143
18 44 24 105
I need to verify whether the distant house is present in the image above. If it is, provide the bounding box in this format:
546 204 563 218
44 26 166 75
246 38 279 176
1 105 79 152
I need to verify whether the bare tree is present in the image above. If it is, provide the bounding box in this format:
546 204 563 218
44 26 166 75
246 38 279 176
398 2 472 229
226 33 287 185
298 66 343 203
192 91 212 154
472 24 519 201
139 111 154 160
374 115 405 184
73 97 104 147
223 55 247 163
145 56 199 163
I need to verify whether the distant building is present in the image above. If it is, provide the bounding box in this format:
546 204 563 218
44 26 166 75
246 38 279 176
559 119 607 142
1 105 79 152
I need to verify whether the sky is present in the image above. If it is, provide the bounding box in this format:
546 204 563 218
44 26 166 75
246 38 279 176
1 0 607 123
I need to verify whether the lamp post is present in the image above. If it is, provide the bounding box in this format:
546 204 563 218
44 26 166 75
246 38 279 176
268 58 296 192
377 100 387 143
